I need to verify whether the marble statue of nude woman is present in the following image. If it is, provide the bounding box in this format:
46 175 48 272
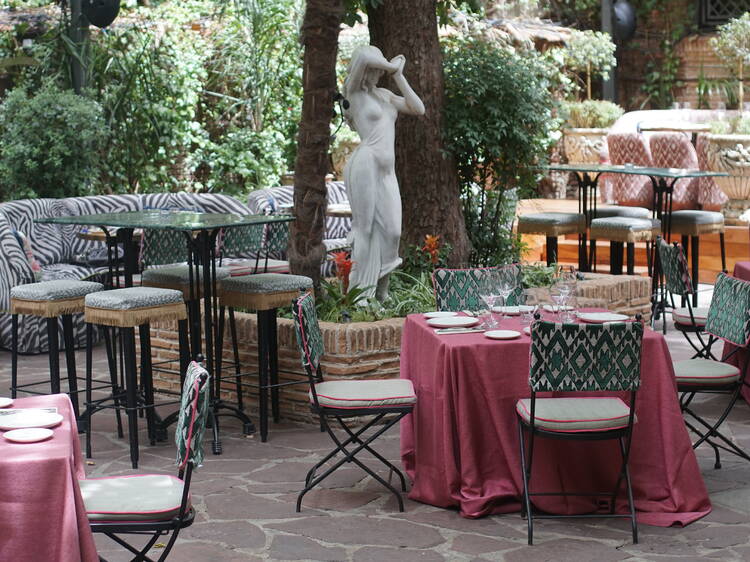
343 45 425 302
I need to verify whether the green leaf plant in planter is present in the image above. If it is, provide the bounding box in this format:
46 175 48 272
711 12 750 113
557 30 622 168
706 14 750 220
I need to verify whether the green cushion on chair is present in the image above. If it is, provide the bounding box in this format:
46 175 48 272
589 217 660 243
313 379 417 409
673 359 740 386
516 397 633 431
672 307 708 327
670 210 724 236
142 264 230 285
222 273 313 294
517 213 586 237
11 280 104 301
594 206 651 219
85 287 184 310
80 474 187 521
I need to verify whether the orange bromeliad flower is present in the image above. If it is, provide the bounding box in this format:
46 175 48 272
332 251 353 293
422 234 441 265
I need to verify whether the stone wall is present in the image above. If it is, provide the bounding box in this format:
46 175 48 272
149 273 651 424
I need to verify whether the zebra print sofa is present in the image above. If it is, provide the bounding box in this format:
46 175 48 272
0 192 254 354
247 180 351 277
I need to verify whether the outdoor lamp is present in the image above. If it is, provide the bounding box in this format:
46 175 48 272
613 0 636 42
82 0 120 29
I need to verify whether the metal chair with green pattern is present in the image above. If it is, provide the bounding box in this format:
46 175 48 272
674 272 750 469
292 291 416 512
655 236 713 350
431 265 522 312
81 361 209 561
517 316 643 544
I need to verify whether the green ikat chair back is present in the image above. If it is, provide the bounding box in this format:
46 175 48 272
706 273 750 347
432 266 523 311
265 221 290 255
529 320 643 392
657 237 692 296
220 224 265 258
141 229 189 267
175 361 210 469
293 291 324 374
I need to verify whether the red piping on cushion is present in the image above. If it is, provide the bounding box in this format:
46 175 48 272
179 368 201 470
297 293 315 369
516 398 630 423
315 392 416 403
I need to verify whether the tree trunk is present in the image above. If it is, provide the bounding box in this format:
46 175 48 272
367 0 470 265
289 0 344 284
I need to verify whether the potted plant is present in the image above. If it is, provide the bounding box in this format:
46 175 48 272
704 115 750 220
705 14 750 220
558 30 621 166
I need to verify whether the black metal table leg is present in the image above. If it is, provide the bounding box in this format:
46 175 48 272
47 317 61 395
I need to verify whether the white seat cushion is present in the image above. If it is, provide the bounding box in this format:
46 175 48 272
11 280 104 301
222 273 312 294
673 359 740 386
516 397 633 432
85 287 184 310
141 264 230 285
672 307 708 327
312 379 417 409
80 474 188 521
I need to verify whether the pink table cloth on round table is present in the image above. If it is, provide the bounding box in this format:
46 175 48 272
0 394 98 562
400 311 711 525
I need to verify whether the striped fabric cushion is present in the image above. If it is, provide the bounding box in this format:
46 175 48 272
312 379 417 409
226 259 290 276
80 474 186 522
516 397 633 431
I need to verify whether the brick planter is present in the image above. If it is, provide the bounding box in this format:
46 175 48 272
149 273 651 424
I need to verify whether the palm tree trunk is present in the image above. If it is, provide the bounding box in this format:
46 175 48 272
288 0 344 284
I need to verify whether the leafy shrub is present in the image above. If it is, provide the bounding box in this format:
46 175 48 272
710 115 750 135
561 29 616 100
443 37 555 266
401 235 453 277
561 100 624 129
0 84 107 199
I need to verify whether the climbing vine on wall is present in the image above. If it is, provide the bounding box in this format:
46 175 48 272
638 0 696 108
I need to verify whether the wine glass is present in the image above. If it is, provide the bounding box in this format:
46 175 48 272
496 266 517 317
479 275 498 329
519 290 539 327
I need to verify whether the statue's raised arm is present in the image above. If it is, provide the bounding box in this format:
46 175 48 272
342 46 424 302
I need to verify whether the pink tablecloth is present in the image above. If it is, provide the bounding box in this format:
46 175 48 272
0 394 98 562
400 312 711 526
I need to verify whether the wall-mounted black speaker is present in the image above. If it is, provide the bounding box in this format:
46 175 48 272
82 0 120 29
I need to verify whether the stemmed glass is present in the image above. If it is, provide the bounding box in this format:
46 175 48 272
519 290 539 328
479 274 499 329
496 267 517 320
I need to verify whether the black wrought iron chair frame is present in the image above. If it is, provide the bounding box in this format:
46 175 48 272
518 316 643 545
292 292 414 512
91 369 208 562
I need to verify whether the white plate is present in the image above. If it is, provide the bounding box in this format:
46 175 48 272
484 330 522 340
3 427 54 443
423 311 458 319
426 316 479 329
0 398 12 408
543 304 573 312
0 411 63 431
578 312 629 324
491 305 535 315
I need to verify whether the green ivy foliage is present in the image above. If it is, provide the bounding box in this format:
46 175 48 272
442 37 556 266
0 84 107 199
0 0 302 197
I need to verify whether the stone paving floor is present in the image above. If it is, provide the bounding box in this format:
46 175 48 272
3 287 750 561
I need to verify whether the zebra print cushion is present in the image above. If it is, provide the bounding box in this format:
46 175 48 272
64 194 141 259
247 181 352 241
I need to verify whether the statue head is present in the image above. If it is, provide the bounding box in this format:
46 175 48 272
345 45 390 96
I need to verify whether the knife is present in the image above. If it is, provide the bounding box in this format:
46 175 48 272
435 327 485 335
